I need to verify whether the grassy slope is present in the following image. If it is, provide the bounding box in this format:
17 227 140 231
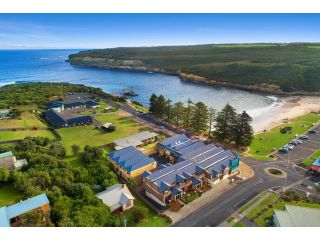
68 43 320 92
0 111 46 129
248 113 320 158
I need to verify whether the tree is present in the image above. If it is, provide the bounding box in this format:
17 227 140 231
165 98 172 122
234 111 254 147
20 209 53 227
157 95 166 118
214 104 237 142
149 93 158 114
82 146 103 163
0 167 9 182
71 144 80 156
208 107 216 137
183 98 194 130
132 206 148 224
190 102 209 133
173 102 184 126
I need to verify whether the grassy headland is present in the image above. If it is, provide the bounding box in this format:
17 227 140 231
68 43 320 94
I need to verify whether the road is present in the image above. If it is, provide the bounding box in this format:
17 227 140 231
173 156 305 227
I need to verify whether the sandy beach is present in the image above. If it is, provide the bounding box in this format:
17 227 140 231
251 96 320 133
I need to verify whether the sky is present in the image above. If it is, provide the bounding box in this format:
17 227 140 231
0 14 319 49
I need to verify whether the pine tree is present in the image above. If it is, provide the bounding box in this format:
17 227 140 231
208 107 216 137
183 98 194 130
173 102 184 126
190 102 209 133
149 93 158 114
234 111 254 147
157 95 166 118
214 104 237 141
166 98 172 122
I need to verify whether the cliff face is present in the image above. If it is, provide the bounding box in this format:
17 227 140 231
68 54 320 96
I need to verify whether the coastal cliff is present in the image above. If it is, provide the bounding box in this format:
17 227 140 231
68 44 320 96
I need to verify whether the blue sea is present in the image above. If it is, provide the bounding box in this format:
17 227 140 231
0 49 274 114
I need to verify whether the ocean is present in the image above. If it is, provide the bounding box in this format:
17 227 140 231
0 49 275 114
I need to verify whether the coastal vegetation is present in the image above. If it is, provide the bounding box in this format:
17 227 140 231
149 94 254 147
68 43 320 93
248 113 320 159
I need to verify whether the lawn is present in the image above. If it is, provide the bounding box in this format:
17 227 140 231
81 101 111 115
129 102 149 113
0 184 24 207
248 113 320 159
0 111 47 129
232 221 245 227
238 191 267 214
303 148 320 167
246 193 280 226
0 129 56 142
124 194 169 227
57 112 147 155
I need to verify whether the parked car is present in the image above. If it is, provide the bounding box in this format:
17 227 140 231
159 125 165 129
315 181 320 186
300 135 309 140
290 141 298 146
308 130 317 134
295 139 303 144
279 147 289 153
287 144 295 150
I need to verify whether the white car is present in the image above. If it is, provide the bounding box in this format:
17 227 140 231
287 144 295 150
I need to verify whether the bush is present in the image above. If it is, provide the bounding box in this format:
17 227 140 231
132 207 148 224
280 126 292 134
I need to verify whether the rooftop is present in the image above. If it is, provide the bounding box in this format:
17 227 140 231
0 193 49 227
274 205 320 227
145 143 235 190
113 131 158 150
0 151 14 159
109 146 156 173
158 134 205 156
96 184 134 212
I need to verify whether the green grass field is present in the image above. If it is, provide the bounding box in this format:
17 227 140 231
248 113 320 159
232 221 245 227
0 184 24 207
57 112 147 155
0 111 47 129
124 194 169 227
0 129 56 142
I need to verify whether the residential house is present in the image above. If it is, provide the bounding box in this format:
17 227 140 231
0 193 50 227
109 146 157 180
113 131 158 150
96 184 134 212
0 109 10 119
273 205 320 227
0 151 27 171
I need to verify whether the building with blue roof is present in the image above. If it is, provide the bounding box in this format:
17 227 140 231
143 141 240 206
109 146 157 180
0 193 50 227
44 109 92 128
157 134 205 162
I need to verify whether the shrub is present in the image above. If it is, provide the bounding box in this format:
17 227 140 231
132 207 148 224
280 126 292 134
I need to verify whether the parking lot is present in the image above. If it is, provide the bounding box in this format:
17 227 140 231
276 125 320 163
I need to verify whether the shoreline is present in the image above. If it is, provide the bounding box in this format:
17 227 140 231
252 96 320 133
68 61 320 97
